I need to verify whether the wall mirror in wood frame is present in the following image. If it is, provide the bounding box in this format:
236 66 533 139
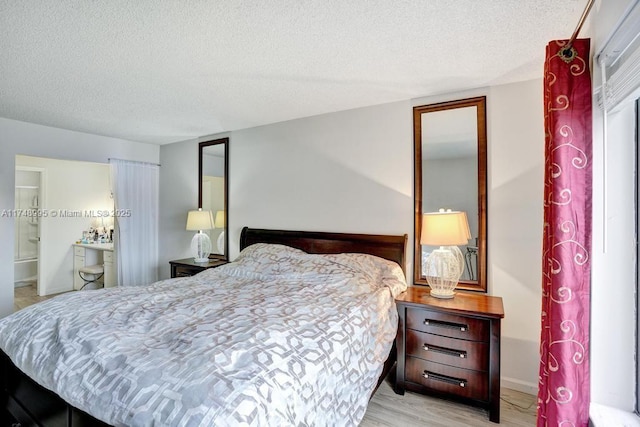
414 96 487 292
198 138 229 261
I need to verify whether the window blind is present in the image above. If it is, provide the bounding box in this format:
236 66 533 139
596 0 640 112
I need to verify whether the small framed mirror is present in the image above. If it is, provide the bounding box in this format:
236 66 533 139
414 97 487 292
198 138 229 260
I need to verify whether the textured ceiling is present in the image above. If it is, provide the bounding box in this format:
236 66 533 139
0 0 584 144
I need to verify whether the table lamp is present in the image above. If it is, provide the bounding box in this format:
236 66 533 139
421 209 471 298
186 208 214 262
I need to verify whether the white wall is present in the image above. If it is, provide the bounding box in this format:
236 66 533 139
589 0 637 411
159 79 545 391
15 155 112 296
158 138 200 279
0 117 159 317
227 101 414 258
489 81 545 393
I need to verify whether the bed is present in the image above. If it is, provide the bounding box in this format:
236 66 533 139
1 227 407 427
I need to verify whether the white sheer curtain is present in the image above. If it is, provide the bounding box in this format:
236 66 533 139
110 159 159 286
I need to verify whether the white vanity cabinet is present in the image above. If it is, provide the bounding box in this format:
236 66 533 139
73 246 86 290
103 250 116 288
72 243 115 289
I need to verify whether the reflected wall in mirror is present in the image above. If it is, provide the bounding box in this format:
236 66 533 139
414 96 487 292
199 138 229 260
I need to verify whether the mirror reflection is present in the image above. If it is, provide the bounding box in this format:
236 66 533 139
414 96 487 292
199 138 228 260
422 106 478 281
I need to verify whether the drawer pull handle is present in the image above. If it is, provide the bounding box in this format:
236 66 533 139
422 370 467 388
423 344 467 359
424 319 468 332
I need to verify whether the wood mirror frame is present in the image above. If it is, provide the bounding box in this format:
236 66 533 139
198 137 229 261
413 96 487 292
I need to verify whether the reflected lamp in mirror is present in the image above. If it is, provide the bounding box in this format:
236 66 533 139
214 210 225 255
186 208 214 262
421 210 471 299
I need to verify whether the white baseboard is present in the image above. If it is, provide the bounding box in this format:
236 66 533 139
41 286 73 296
502 377 538 395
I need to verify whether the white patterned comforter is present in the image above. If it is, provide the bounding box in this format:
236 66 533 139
0 243 407 427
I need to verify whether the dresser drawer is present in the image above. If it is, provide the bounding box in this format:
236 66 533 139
74 246 85 256
406 307 489 342
406 329 489 371
173 265 201 277
104 251 114 262
170 259 228 278
405 357 488 401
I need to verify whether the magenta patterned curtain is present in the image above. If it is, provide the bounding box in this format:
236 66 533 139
537 39 592 426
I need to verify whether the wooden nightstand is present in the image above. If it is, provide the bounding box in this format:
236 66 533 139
169 258 228 278
395 287 504 423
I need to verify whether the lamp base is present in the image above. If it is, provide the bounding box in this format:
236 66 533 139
190 231 212 263
425 246 464 299
429 288 456 299
217 231 225 255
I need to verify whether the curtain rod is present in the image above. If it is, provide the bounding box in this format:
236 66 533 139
566 0 595 50
108 158 161 167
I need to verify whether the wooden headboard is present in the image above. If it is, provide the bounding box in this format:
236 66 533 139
239 227 407 273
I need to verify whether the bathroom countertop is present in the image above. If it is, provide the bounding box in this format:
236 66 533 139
73 242 114 251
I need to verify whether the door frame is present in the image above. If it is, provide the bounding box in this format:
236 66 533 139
15 165 46 296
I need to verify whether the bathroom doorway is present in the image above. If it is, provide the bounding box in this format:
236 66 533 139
14 167 43 303
14 155 113 306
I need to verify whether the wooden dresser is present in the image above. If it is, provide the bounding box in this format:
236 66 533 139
169 258 228 278
395 286 504 423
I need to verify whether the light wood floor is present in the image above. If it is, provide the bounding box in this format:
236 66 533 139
362 375 537 426
14 283 61 311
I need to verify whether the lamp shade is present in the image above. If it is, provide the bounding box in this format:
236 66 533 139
421 210 471 299
186 209 214 231
420 210 471 246
214 210 225 228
